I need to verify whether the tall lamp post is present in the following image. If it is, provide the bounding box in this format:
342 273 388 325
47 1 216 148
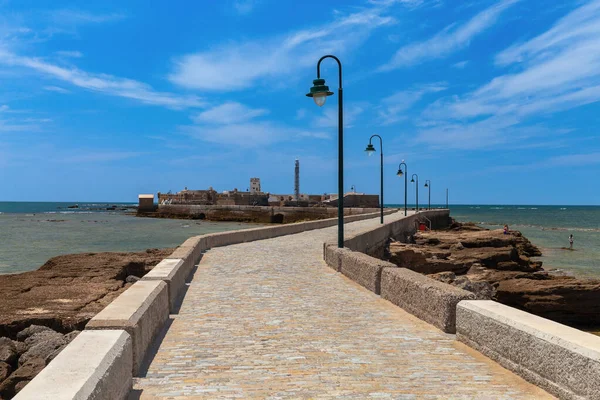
396 161 407 216
424 180 431 210
365 135 384 224
306 55 344 248
411 174 419 212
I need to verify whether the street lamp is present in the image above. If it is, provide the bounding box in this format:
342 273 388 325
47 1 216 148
364 135 384 224
410 174 419 212
307 55 344 248
424 180 431 210
396 160 407 216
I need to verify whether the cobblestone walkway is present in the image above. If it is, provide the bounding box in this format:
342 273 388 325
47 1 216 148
133 214 552 399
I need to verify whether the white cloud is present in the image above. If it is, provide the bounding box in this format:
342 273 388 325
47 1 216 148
234 0 259 15
0 105 8 112
314 104 365 128
452 60 469 69
55 50 83 58
43 86 71 94
48 9 125 25
380 0 519 70
182 122 325 147
168 6 394 91
378 83 446 125
547 152 600 166
191 102 269 124
0 50 204 109
412 1 600 150
428 0 600 121
60 150 144 163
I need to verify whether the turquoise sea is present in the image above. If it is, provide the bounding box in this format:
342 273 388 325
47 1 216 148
0 202 255 274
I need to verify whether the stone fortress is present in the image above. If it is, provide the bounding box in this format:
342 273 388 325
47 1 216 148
138 159 381 223
155 159 379 209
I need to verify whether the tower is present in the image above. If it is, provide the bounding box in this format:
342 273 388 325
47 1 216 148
294 159 300 201
250 178 261 193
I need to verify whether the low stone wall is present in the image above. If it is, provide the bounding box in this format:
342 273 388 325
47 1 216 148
323 210 468 333
86 280 169 375
457 300 600 400
154 204 383 223
14 330 132 400
343 210 450 257
381 268 475 333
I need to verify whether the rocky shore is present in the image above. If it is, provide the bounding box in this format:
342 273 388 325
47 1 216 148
0 248 172 398
387 221 600 329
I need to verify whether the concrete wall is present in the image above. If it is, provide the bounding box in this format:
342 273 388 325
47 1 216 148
457 301 600 400
323 210 470 333
381 268 475 333
14 330 132 400
86 281 169 375
154 204 384 223
343 210 450 258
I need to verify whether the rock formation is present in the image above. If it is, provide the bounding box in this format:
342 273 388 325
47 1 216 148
387 222 600 328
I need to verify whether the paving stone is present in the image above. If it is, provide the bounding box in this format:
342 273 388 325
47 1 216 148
133 214 553 399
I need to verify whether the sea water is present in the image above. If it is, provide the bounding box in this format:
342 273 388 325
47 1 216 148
0 202 256 274
445 205 599 279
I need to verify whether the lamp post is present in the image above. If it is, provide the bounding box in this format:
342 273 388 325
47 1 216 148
306 55 344 248
411 174 419 212
424 180 431 210
365 135 384 224
396 161 407 216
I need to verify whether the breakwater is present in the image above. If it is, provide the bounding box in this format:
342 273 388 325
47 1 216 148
142 204 384 224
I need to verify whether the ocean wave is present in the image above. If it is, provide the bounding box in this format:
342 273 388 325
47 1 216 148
478 222 600 233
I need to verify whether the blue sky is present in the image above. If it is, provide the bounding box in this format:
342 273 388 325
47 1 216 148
0 0 599 205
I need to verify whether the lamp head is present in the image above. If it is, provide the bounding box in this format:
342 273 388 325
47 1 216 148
364 143 376 156
411 178 415 183
306 78 334 107
396 169 403 177
424 182 429 188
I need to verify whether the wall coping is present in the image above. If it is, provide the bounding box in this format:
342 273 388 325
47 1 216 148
459 300 600 360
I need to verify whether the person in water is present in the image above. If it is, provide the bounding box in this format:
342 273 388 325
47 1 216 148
569 234 574 250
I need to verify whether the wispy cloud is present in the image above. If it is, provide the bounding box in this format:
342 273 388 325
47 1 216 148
184 101 328 147
379 0 519 70
378 83 447 125
426 0 600 120
48 9 125 25
233 0 260 15
168 6 394 91
192 102 269 124
43 85 70 94
182 122 325 147
0 50 204 109
55 50 83 58
314 104 365 129
452 60 469 69
59 150 144 163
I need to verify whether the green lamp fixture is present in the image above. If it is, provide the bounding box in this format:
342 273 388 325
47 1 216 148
306 78 334 107
424 182 429 188
397 168 404 176
411 177 415 183
364 143 376 156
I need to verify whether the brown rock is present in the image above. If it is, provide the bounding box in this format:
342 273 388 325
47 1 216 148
0 358 44 398
23 330 62 350
0 249 173 339
0 338 17 365
16 325 53 342
0 361 11 382
496 277 600 327
20 334 66 367
14 380 30 394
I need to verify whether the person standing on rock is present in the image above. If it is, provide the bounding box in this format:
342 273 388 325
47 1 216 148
569 234 574 250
